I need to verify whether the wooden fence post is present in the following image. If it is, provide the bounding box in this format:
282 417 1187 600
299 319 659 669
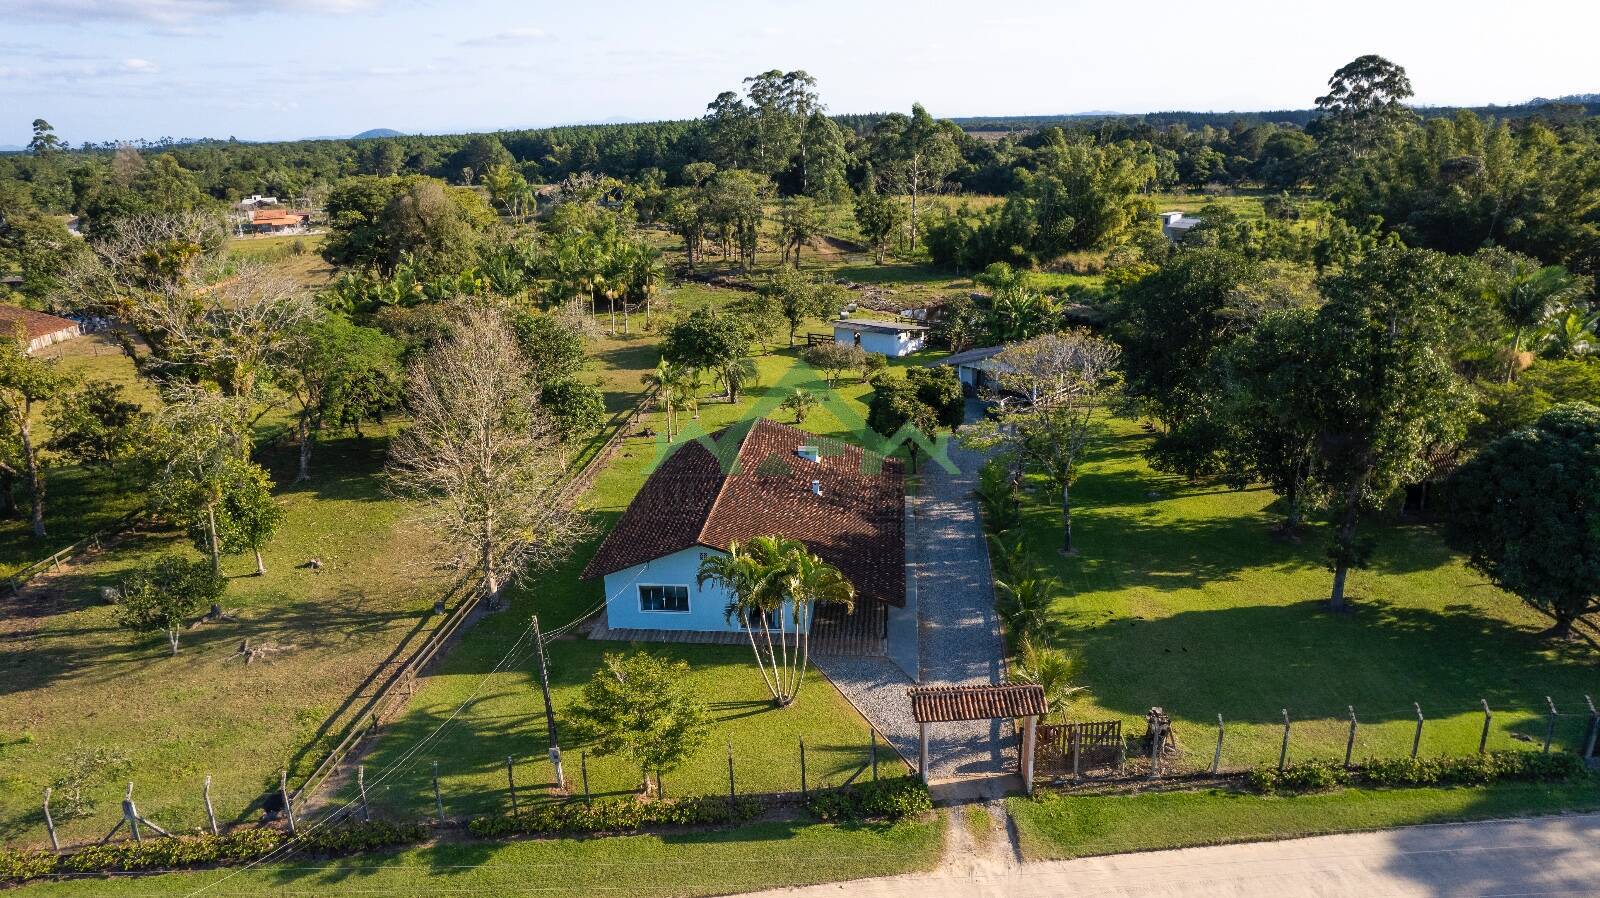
1210 714 1224 775
203 775 219 835
1479 700 1492 755
580 752 591 807
1345 707 1358 768
1411 703 1424 760
506 756 519 820
1544 697 1558 754
432 762 444 824
123 783 141 843
42 788 58 852
279 770 296 835
799 737 808 798
1071 728 1082 781
1584 695 1598 760
726 743 736 808
1147 721 1161 780
870 728 878 782
357 765 371 822
1278 709 1291 772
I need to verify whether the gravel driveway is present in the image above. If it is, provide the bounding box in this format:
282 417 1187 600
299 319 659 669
817 408 1010 780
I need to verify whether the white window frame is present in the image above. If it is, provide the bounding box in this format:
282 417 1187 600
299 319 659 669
638 584 691 613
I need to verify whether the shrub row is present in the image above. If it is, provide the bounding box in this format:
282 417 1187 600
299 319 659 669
1249 751 1588 794
467 794 767 839
0 821 426 886
805 778 934 823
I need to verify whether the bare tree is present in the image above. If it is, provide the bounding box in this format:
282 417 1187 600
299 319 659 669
387 304 587 606
962 330 1121 555
63 213 319 403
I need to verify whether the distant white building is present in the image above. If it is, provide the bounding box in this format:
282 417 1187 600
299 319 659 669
236 195 280 210
832 319 928 357
1159 210 1203 242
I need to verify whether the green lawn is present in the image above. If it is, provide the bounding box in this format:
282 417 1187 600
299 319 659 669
1015 417 1600 773
1008 780 1600 861
6 817 944 897
352 342 930 819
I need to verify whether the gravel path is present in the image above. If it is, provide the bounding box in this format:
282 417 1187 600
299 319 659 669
817 408 1010 780
913 434 1010 778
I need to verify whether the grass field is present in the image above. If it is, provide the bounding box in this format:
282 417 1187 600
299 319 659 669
350 341 932 820
4 816 944 897
1008 780 1600 861
1012 417 1600 771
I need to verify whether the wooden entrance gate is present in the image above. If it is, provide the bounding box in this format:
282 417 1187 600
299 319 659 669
907 684 1048 793
1036 720 1123 777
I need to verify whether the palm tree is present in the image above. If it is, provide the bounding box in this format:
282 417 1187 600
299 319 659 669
767 539 854 704
717 356 758 404
1008 637 1085 720
697 536 854 707
642 360 697 441
994 571 1057 643
1496 261 1584 381
1540 309 1600 359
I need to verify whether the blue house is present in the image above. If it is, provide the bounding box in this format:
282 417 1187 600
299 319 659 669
832 319 928 357
581 419 906 638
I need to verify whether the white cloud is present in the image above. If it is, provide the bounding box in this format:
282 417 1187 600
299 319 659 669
121 58 160 73
1 0 384 24
459 26 550 47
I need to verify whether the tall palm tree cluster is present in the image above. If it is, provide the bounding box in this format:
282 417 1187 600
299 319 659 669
697 536 855 707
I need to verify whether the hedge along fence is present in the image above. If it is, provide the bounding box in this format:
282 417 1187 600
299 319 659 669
357 729 908 828
1036 695 1599 785
1248 751 1589 795
1 779 930 887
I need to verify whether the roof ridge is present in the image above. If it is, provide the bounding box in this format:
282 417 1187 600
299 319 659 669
694 418 765 548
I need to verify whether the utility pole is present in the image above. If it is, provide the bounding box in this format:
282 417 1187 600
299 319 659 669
532 615 566 790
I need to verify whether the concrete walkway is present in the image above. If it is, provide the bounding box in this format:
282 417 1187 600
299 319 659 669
734 813 1600 898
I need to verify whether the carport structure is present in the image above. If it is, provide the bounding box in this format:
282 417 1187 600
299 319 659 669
908 683 1046 793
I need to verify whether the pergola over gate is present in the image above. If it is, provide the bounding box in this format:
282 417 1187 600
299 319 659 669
908 684 1047 793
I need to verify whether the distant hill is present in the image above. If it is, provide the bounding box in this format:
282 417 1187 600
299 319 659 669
351 128 404 140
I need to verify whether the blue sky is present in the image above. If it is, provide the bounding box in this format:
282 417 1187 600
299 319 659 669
2 0 1597 146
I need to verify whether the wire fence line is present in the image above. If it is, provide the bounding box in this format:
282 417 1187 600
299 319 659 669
1036 694 1600 784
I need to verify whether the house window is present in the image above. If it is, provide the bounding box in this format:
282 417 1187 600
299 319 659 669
742 607 782 630
639 585 690 613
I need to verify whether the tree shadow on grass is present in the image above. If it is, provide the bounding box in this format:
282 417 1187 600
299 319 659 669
1069 599 1599 730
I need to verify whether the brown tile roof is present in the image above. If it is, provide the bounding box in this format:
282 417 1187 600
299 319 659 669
0 305 78 342
908 684 1048 723
250 210 309 225
581 418 906 605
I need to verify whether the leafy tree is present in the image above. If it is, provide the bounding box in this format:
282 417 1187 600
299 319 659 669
781 388 820 423
1313 54 1417 172
904 366 964 431
1302 247 1475 610
777 196 825 266
961 331 1122 554
870 104 962 250
147 388 253 574
566 650 710 788
0 339 67 537
858 351 888 384
45 380 150 474
540 378 606 443
278 316 404 481
797 111 849 200
196 459 283 576
1482 254 1587 381
853 178 900 265
115 555 227 655
762 266 837 347
1443 403 1600 638
662 309 755 403
929 293 989 352
511 311 587 385
802 340 863 388
27 119 62 155
866 377 939 471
